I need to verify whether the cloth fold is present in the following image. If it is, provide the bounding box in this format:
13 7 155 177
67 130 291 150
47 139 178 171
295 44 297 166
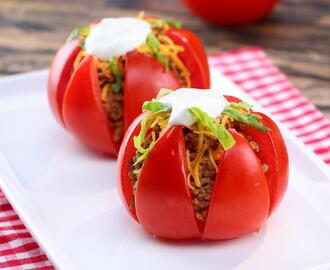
0 47 329 269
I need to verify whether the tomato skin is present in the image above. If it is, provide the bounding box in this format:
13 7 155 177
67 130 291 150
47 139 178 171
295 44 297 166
166 28 210 88
124 52 181 131
224 95 289 215
62 56 119 155
182 0 278 26
117 114 144 220
136 126 200 239
224 95 242 103
242 113 289 215
203 130 270 240
48 40 81 126
118 96 288 240
119 122 201 238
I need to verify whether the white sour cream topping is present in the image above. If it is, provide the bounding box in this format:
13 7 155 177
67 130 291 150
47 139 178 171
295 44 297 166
159 88 228 127
85 18 151 60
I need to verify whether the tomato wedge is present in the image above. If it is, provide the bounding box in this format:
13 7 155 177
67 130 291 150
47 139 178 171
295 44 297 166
124 52 180 131
48 40 81 126
118 114 144 220
166 28 210 88
63 56 119 155
242 113 288 215
136 127 200 239
224 95 289 215
203 130 269 240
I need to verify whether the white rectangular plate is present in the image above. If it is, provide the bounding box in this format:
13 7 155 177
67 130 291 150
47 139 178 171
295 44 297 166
0 69 329 270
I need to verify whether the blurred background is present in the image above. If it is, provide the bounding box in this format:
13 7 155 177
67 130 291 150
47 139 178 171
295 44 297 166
0 0 329 118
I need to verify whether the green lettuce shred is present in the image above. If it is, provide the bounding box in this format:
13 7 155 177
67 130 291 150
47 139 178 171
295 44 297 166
109 57 123 94
134 100 171 163
66 27 90 43
147 19 182 29
228 101 252 111
147 33 169 70
223 107 269 132
142 101 170 113
170 21 182 29
188 107 236 150
133 117 148 153
133 117 157 164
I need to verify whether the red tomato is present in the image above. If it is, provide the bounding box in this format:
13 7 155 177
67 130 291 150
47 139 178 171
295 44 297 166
48 40 81 126
48 20 210 156
123 51 180 131
118 96 288 240
182 0 279 26
63 56 120 154
166 28 210 88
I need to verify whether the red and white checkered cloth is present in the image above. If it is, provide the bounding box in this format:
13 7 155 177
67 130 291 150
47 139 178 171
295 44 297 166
0 47 329 269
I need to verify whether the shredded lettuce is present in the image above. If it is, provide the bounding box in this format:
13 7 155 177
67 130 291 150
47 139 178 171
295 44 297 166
147 19 182 29
66 27 90 43
135 140 156 164
133 96 172 163
142 101 170 113
133 117 148 154
228 101 252 111
147 33 169 70
223 107 269 132
133 116 157 164
170 21 182 29
109 57 123 94
189 107 236 150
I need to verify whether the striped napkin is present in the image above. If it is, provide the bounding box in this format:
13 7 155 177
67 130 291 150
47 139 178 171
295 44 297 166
0 47 329 269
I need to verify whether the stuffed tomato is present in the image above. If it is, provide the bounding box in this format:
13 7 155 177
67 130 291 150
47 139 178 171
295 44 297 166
48 14 210 155
118 88 288 240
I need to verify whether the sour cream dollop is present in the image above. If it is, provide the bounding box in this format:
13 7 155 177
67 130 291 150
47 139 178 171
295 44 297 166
85 18 151 60
158 88 228 127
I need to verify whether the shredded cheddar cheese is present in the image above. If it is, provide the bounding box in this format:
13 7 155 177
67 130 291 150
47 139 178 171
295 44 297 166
137 14 191 87
193 130 217 140
73 50 89 69
73 50 122 102
101 84 110 102
186 173 195 190
137 37 191 87
208 148 219 173
138 11 145 19
185 122 223 189
221 115 231 127
186 150 193 172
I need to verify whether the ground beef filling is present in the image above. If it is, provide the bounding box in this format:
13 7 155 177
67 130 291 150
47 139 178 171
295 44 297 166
184 129 221 222
169 58 188 86
97 57 125 142
128 124 162 208
128 152 142 208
